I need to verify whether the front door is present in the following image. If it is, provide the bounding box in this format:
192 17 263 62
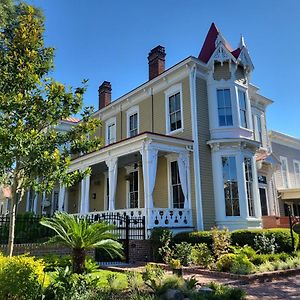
259 187 268 216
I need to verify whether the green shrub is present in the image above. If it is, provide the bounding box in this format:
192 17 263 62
216 253 237 272
191 243 214 268
231 229 299 253
254 233 278 254
0 254 48 300
212 227 231 259
207 282 247 300
43 254 72 271
230 255 255 275
173 231 213 247
150 227 172 262
173 242 193 266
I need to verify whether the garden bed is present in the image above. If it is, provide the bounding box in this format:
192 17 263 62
183 266 300 283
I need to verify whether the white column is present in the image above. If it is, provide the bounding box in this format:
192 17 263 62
105 157 118 211
252 156 262 218
236 152 248 219
58 184 65 212
41 191 46 215
80 174 90 214
64 188 69 212
177 152 190 209
33 191 38 215
140 144 158 209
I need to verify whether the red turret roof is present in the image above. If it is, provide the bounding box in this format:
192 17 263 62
198 23 241 63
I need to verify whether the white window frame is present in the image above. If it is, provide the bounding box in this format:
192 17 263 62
126 106 139 138
165 83 184 134
125 165 140 209
243 156 256 217
105 117 116 145
216 88 233 127
237 88 248 129
293 160 300 187
280 156 290 188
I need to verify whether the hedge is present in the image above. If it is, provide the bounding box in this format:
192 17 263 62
231 228 299 253
173 231 213 248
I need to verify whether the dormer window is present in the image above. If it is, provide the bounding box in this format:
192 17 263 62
238 90 248 128
127 106 139 138
217 89 233 126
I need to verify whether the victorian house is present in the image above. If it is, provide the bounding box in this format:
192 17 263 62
21 23 276 232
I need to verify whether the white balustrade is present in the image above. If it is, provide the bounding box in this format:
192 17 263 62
74 207 193 230
147 208 193 228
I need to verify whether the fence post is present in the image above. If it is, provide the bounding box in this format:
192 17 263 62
288 207 295 252
125 215 130 263
142 216 146 240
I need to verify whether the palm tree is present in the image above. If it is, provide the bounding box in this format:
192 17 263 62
40 212 123 274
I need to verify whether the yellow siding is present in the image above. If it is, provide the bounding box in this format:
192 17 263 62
196 77 215 230
89 172 105 211
153 156 168 208
213 62 231 81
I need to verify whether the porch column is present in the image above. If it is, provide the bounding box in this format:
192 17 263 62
177 152 191 209
58 184 65 212
80 174 90 214
105 157 118 210
33 191 38 215
140 145 158 209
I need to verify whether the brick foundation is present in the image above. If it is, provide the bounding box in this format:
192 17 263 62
128 239 152 263
0 243 95 258
262 216 289 229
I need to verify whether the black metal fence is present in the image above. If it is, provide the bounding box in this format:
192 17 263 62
0 214 54 244
0 212 146 259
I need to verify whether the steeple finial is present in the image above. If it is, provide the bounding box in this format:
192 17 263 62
239 35 246 48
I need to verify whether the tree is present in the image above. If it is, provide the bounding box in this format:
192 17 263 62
40 212 123 274
0 2 102 256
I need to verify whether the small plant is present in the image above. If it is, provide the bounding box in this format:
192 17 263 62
126 271 143 293
169 258 182 269
142 263 165 292
191 243 214 268
173 242 193 266
254 233 278 254
151 228 173 263
230 255 255 275
107 273 119 292
212 227 231 259
216 253 237 272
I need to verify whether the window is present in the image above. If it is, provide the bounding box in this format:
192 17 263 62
217 89 233 126
294 161 300 187
280 157 289 188
244 157 255 217
222 156 240 216
170 161 184 208
105 117 116 145
128 171 139 208
238 90 248 128
129 113 138 137
168 92 182 132
127 106 139 138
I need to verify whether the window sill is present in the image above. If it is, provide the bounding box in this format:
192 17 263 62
167 128 184 135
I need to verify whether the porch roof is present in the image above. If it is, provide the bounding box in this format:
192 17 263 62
69 131 193 172
278 188 300 200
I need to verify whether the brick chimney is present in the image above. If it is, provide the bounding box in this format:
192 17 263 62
98 81 111 110
148 45 166 80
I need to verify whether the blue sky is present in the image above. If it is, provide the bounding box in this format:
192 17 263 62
27 0 300 137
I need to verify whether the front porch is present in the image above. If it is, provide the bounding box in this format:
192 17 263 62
59 132 195 233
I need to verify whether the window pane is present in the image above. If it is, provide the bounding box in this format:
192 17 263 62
217 89 232 127
244 157 255 217
169 95 175 113
259 188 268 216
222 156 240 216
175 93 181 111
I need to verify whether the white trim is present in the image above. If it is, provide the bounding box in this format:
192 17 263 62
126 105 139 138
104 172 109 210
258 185 269 216
105 117 116 145
190 66 204 230
165 83 184 135
280 156 290 188
293 160 300 187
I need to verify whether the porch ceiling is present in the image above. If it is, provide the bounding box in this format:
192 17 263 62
69 132 193 172
278 188 300 200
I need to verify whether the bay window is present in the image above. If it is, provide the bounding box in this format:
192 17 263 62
238 90 248 128
244 157 255 217
217 89 233 126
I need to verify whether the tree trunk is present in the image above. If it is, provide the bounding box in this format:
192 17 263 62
7 181 17 257
72 248 86 274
